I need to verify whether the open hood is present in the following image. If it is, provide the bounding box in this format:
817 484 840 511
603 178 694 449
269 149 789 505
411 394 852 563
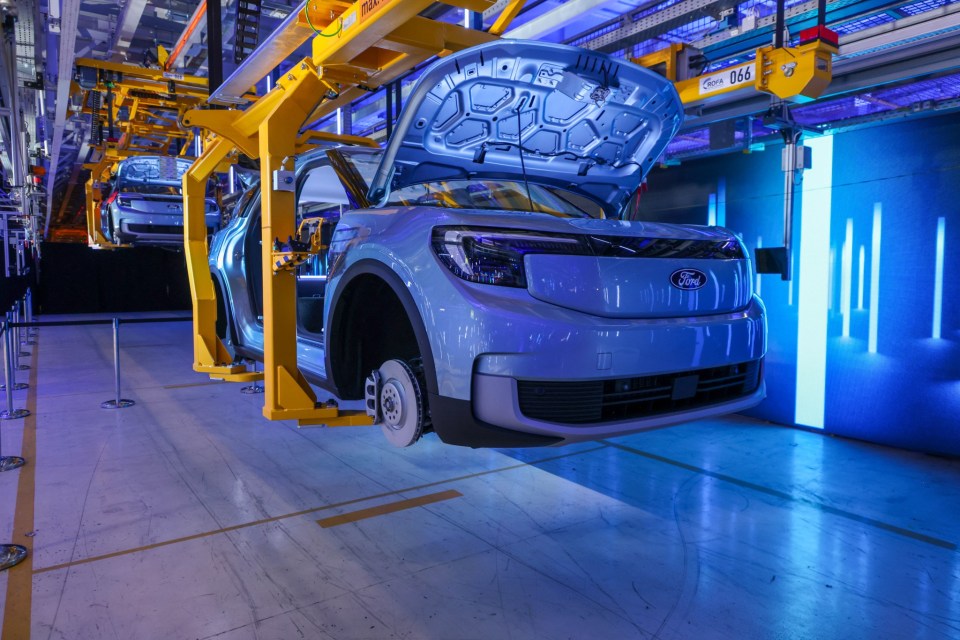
368 40 683 216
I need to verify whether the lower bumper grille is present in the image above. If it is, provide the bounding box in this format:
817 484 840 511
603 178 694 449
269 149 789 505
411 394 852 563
125 224 215 236
516 360 762 425
126 224 184 235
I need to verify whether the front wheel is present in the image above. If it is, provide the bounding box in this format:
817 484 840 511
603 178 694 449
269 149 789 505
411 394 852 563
373 359 425 447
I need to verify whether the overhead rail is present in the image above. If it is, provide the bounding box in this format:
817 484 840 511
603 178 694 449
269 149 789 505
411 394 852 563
70 58 210 248
164 0 209 72
181 0 526 426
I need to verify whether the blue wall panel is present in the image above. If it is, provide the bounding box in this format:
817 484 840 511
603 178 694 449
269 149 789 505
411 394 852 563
640 113 960 456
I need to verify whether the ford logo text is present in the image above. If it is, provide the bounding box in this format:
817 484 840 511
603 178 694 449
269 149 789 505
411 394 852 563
670 269 707 290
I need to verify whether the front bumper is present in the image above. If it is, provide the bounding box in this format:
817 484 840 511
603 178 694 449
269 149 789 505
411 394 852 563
433 296 766 446
115 211 219 245
472 370 765 444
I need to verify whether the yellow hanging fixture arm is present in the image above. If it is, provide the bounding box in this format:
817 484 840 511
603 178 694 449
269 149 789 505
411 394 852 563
83 157 123 249
84 178 112 247
182 136 261 382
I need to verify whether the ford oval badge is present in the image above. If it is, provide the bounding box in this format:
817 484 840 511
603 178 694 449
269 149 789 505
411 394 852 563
670 268 707 290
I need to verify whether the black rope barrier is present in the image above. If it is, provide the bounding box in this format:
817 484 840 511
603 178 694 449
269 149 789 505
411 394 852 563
4 316 192 329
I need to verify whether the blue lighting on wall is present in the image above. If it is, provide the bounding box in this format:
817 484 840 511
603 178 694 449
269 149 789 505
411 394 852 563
841 218 853 338
755 235 762 296
828 248 835 311
868 203 882 354
858 245 865 310
708 193 717 226
933 216 945 339
795 135 833 429
637 113 960 456
717 177 727 227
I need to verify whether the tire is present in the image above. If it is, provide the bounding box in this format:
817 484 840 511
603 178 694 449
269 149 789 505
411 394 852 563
376 359 425 447
111 220 121 245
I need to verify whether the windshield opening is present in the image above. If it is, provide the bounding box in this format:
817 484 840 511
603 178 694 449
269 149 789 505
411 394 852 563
384 179 605 219
333 148 381 187
118 183 181 196
116 157 192 196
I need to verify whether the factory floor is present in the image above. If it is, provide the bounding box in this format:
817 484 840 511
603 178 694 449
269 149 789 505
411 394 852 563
0 314 956 640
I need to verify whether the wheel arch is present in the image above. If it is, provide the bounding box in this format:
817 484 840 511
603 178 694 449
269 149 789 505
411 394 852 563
325 259 438 401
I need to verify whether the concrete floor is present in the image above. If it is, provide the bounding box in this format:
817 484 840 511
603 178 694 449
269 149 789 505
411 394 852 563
0 314 957 639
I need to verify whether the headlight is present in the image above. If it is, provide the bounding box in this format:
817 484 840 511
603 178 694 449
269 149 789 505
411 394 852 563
431 227 587 288
117 197 131 207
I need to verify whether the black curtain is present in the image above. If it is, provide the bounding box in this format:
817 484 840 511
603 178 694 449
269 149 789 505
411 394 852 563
35 243 192 314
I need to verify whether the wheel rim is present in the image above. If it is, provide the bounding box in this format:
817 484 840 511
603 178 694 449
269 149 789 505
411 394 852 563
381 380 405 428
377 359 424 447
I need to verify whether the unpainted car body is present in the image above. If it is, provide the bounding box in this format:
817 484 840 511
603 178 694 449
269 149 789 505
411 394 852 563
101 156 221 246
211 40 767 448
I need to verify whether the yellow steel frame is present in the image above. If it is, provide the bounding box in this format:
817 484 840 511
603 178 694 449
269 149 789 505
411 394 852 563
84 168 112 247
635 39 838 106
182 0 526 426
71 59 209 249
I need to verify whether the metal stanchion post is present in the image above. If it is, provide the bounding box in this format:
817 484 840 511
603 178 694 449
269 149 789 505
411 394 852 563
101 318 135 409
0 312 28 570
240 359 264 394
16 299 29 358
0 343 24 472
25 289 36 342
0 309 27 391
12 302 27 372
0 314 29 420
11 303 18 370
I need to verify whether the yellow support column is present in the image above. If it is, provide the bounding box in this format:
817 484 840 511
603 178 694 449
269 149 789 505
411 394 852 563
84 177 113 247
85 179 99 246
182 136 259 381
256 63 333 421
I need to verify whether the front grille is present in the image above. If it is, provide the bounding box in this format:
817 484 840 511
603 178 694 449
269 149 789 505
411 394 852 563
516 360 761 425
127 224 184 235
585 235 744 259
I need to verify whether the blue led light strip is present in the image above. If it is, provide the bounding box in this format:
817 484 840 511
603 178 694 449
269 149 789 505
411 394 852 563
717 178 727 227
933 216 945 339
755 235 762 296
858 245 865 310
841 219 853 338
708 193 717 226
795 136 833 429
828 248 835 312
868 203 882 354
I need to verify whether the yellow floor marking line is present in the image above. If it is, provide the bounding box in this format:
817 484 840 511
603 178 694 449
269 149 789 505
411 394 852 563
162 380 227 389
317 490 462 528
34 445 606 574
2 336 39 639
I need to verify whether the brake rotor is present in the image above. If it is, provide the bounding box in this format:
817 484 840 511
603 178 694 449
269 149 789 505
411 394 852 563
377 359 424 447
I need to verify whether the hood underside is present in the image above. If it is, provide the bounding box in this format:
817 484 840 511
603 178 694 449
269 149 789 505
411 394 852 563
368 40 684 217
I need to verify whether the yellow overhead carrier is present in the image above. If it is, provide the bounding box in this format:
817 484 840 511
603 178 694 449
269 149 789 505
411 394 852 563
634 26 839 107
71 58 210 248
181 0 527 426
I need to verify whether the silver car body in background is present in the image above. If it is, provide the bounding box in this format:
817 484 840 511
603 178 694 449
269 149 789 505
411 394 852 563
103 156 221 246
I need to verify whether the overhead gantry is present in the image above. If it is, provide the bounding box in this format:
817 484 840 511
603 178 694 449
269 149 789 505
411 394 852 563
181 0 527 425
71 57 210 248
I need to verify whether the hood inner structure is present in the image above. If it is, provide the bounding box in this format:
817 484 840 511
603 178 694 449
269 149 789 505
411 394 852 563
369 40 684 218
